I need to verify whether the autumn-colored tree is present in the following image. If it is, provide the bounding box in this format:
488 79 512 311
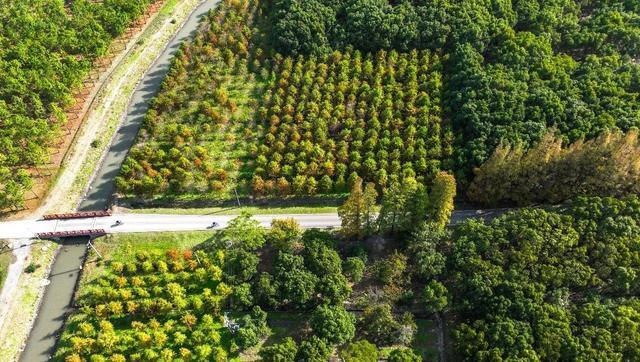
338 178 377 238
469 131 640 206
428 171 456 229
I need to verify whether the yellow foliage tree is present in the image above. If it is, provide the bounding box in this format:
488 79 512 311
469 130 640 206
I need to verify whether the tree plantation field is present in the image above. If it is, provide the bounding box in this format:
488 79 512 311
253 49 447 196
55 249 237 361
268 0 640 181
0 0 159 211
116 0 265 201
117 0 640 207
54 230 264 362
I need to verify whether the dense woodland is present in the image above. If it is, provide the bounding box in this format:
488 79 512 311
0 0 157 210
215 195 640 361
446 196 640 360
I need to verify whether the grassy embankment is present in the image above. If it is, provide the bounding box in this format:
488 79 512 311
0 241 56 360
0 249 13 290
47 0 202 214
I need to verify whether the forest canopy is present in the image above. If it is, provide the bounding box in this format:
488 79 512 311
267 0 640 189
442 196 640 360
0 0 156 210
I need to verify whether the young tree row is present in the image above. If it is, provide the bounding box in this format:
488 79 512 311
252 48 447 196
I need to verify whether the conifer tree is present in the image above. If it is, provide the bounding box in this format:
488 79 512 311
429 171 456 229
338 178 377 238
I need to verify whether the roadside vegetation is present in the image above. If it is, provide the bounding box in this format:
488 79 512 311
61 177 640 360
124 204 339 215
0 240 56 361
0 0 160 211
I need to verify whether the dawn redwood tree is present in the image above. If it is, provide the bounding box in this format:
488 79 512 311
339 178 378 238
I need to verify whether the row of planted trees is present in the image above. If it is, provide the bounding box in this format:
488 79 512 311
252 48 447 196
117 0 261 198
55 248 272 361
117 0 640 210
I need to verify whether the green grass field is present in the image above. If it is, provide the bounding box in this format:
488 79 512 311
414 319 439 360
124 204 339 215
0 248 13 290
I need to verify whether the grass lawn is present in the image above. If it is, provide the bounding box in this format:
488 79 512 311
413 318 439 361
123 204 340 215
264 311 310 345
0 247 14 291
238 311 311 361
80 230 217 286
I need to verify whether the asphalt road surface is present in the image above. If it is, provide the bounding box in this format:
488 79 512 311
0 208 512 240
19 1 220 361
0 213 343 239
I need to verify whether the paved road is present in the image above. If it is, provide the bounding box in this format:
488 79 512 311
19 1 219 361
0 208 512 240
0 213 342 239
